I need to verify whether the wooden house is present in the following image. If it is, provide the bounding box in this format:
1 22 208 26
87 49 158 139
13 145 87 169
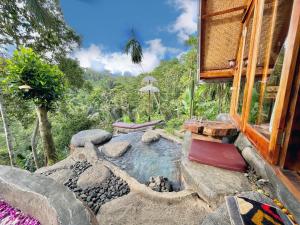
198 0 300 201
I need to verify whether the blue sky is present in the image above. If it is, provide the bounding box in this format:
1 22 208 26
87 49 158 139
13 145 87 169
60 0 198 75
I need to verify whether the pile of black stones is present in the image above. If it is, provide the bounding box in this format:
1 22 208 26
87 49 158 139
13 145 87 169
40 167 65 176
74 174 130 214
64 160 130 214
146 176 173 192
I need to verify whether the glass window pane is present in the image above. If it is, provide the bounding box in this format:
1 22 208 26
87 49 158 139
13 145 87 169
237 12 254 115
248 0 293 139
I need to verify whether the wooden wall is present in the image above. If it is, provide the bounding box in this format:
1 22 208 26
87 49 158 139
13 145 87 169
283 54 300 171
285 95 300 171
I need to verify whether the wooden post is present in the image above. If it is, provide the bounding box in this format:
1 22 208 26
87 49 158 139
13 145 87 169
190 69 195 119
230 27 248 116
199 0 207 78
257 0 278 125
269 0 300 164
148 90 151 122
279 55 300 168
242 0 265 131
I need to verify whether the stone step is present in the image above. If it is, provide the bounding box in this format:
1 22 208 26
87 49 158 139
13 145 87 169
180 132 252 208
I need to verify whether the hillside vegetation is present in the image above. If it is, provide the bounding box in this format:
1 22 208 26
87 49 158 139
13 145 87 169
0 37 231 170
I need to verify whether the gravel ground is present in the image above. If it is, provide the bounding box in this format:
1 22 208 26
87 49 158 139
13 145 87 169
42 160 130 215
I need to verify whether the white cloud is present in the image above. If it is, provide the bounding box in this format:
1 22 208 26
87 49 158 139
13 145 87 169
168 0 198 42
73 39 180 76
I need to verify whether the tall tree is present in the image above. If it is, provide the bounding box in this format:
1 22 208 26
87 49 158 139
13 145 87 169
0 0 80 166
31 117 39 168
4 48 64 165
0 0 80 60
57 57 85 89
0 56 15 166
125 30 143 65
0 90 15 166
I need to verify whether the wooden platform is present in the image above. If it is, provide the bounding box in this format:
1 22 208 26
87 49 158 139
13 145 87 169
192 133 222 143
184 120 238 137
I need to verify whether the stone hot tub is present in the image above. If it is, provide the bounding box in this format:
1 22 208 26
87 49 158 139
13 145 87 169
99 131 183 191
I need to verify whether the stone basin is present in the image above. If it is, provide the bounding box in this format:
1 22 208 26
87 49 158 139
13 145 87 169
100 132 183 191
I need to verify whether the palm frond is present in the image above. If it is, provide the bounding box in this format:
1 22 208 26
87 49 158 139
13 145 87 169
124 37 143 64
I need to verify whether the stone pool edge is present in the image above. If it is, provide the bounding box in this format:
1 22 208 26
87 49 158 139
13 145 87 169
102 159 201 203
86 133 205 205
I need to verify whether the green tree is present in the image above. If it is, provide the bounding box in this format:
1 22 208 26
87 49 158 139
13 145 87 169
0 56 15 166
57 57 85 89
125 30 143 64
0 0 80 59
0 0 80 167
3 48 64 165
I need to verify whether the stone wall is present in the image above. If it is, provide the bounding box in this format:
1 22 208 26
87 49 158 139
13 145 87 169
234 133 300 223
0 166 97 225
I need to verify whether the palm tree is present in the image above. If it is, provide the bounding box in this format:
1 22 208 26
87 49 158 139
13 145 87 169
124 30 143 65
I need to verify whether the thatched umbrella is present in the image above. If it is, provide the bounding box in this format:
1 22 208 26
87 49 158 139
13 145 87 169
142 76 157 85
139 84 160 122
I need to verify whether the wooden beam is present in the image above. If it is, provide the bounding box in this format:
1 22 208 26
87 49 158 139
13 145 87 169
245 124 270 158
242 0 255 23
199 0 207 74
202 6 246 19
242 0 265 131
279 54 300 168
200 69 235 79
197 0 202 83
242 67 273 76
273 167 300 202
257 0 279 124
231 27 247 115
200 67 272 79
269 0 300 164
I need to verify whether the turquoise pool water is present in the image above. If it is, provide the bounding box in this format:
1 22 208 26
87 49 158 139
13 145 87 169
103 132 182 191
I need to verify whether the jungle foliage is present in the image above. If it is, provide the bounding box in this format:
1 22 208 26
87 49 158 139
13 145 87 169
0 37 232 170
0 0 231 171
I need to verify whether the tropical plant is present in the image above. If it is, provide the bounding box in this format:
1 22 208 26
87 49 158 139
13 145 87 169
0 0 80 167
125 30 143 64
0 56 15 166
3 47 64 165
0 0 80 60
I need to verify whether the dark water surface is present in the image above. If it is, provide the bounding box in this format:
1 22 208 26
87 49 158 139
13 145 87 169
103 132 183 191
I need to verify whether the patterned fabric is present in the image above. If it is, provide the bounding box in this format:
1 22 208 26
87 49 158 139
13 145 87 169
0 200 41 225
226 196 294 225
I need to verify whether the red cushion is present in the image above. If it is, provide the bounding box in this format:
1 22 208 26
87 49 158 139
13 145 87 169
188 139 247 172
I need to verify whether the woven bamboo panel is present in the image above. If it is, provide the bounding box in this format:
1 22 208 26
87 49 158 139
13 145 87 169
201 0 245 71
201 0 293 74
268 0 293 66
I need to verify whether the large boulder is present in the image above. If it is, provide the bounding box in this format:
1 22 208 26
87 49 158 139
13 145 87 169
0 166 97 225
35 143 99 176
142 130 160 143
77 162 111 189
71 129 112 147
48 168 73 184
102 141 131 158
